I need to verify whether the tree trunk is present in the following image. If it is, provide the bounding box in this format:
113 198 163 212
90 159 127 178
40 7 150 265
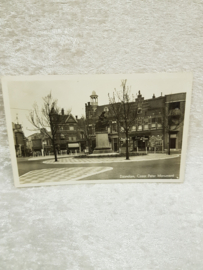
168 132 170 155
52 140 58 162
126 130 129 160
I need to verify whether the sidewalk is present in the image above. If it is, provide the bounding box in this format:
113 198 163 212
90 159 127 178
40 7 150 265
20 167 113 185
43 153 180 164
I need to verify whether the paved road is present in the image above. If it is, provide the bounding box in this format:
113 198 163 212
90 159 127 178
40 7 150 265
17 155 181 181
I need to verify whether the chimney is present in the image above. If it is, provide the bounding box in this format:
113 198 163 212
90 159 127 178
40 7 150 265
61 108 64 115
75 115 78 120
152 94 155 99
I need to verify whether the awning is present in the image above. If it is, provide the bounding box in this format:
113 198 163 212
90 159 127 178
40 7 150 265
68 143 80 148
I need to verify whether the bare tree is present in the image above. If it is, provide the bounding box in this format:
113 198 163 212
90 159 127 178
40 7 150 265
28 92 64 162
77 115 90 153
164 102 184 155
108 80 138 160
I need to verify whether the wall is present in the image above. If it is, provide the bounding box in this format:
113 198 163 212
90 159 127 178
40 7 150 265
0 1 203 269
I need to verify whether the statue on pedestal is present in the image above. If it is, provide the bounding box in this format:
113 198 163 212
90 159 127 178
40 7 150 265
93 111 112 154
95 112 109 132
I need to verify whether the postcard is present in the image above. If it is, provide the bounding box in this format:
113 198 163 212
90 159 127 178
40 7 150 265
1 73 193 187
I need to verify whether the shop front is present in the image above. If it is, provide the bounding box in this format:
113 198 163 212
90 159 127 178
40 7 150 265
148 135 163 152
132 135 149 151
68 143 81 154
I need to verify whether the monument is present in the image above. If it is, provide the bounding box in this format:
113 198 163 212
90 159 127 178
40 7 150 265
93 112 113 154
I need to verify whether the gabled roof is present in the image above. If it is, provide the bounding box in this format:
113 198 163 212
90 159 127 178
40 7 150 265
65 113 78 123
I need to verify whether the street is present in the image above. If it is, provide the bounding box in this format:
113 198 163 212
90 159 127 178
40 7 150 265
17 154 181 185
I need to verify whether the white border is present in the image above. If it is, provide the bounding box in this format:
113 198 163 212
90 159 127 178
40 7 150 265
1 73 193 187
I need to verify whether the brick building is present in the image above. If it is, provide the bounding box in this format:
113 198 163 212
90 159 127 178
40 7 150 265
85 91 186 153
53 109 85 154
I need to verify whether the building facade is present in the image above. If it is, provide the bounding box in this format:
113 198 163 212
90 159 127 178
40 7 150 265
53 110 85 154
12 122 27 157
27 131 52 156
85 91 186 153
27 110 86 155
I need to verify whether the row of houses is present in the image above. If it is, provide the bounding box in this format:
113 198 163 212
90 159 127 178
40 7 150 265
13 115 85 157
12 90 185 157
85 90 185 153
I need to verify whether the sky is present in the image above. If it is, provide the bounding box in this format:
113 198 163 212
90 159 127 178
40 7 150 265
6 73 192 137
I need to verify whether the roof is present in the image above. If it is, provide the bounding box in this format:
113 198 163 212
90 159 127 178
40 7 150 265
90 90 98 97
57 113 77 124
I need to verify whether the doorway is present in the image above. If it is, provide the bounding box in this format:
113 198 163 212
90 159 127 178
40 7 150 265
138 140 145 151
114 141 118 152
170 138 176 149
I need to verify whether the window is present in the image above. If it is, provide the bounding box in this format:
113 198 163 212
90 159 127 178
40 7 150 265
138 125 142 131
104 107 109 112
144 118 149 130
60 134 65 140
138 120 142 131
69 126 74 130
60 126 63 130
137 108 142 114
120 127 124 132
157 118 162 128
112 122 117 132
132 126 136 131
69 137 76 141
151 118 156 128
169 102 180 110
88 126 93 135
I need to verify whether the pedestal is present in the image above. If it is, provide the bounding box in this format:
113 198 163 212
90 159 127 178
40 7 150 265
93 132 113 154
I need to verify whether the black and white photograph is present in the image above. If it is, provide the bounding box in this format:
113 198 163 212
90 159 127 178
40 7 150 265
2 73 192 187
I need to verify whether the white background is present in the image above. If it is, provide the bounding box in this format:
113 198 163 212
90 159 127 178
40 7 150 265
0 1 203 269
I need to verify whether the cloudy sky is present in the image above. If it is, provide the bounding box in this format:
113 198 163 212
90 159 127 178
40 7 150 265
6 73 192 136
